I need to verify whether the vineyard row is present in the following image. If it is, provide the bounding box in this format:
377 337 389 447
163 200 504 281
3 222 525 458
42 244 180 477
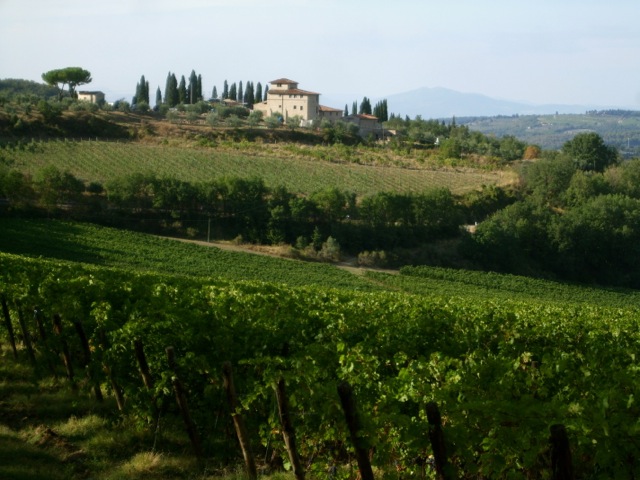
1 252 639 477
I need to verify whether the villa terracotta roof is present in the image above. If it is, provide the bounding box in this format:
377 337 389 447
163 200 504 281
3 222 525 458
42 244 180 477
269 78 298 84
350 114 379 120
268 88 320 96
319 105 343 112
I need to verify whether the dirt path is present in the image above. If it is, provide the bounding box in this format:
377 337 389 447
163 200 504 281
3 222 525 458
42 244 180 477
161 236 399 277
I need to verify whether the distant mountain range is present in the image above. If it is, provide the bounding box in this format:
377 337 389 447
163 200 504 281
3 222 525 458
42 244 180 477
380 87 608 119
323 87 624 119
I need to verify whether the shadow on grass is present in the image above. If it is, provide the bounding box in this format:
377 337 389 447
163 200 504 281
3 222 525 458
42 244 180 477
0 426 75 480
0 217 109 265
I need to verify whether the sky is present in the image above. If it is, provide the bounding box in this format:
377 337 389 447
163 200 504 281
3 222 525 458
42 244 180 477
1 0 639 111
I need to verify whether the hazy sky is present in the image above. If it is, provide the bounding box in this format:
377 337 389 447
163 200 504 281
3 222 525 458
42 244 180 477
2 0 639 110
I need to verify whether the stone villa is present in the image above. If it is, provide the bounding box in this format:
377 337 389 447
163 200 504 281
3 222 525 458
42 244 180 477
251 78 349 125
252 78 384 138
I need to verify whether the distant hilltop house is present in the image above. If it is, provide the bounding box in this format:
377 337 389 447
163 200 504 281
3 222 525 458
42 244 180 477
253 78 382 137
77 91 105 104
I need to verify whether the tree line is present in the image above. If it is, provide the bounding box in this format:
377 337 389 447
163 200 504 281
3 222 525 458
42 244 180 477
0 164 512 264
462 132 640 287
133 71 267 110
3 132 638 287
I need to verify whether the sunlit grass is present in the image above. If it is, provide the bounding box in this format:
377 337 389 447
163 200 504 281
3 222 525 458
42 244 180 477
98 452 201 480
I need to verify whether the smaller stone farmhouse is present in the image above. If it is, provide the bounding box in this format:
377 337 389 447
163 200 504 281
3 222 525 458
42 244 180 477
319 105 344 122
77 91 105 104
253 78 344 126
344 114 385 140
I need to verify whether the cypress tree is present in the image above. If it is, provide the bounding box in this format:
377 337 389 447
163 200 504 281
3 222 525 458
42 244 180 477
135 75 149 105
264 84 269 101
155 87 162 107
245 81 254 107
255 82 263 103
197 74 203 102
164 72 178 107
164 72 172 104
352 100 358 116
188 70 198 104
178 75 187 104
222 80 229 99
170 74 178 106
238 81 243 104
373 99 388 121
229 82 237 101
137 75 149 104
212 85 218 100
344 104 349 116
359 97 372 115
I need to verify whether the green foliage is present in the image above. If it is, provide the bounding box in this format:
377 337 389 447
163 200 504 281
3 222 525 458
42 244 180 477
310 187 354 223
605 158 640 198
460 184 517 223
562 170 611 207
520 155 576 206
552 194 640 285
387 264 640 307
264 113 282 129
464 111 640 157
41 67 92 100
319 236 341 261
562 132 619 172
133 101 149 113
0 165 35 207
247 109 263 126
36 99 62 121
134 75 149 105
2 250 640 478
0 139 500 201
164 72 178 107
33 165 85 211
466 150 640 287
372 99 388 122
0 218 378 290
0 78 59 98
178 75 187 104
439 137 462 159
358 96 372 115
463 200 554 274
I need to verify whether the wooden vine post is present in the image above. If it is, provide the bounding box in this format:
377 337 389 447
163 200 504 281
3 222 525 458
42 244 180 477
166 346 203 458
34 307 57 377
337 381 375 480
1 296 18 359
425 402 455 480
222 361 257 480
98 330 125 411
15 302 36 366
33 307 47 341
133 339 154 390
550 424 573 480
52 313 76 388
74 320 103 402
275 378 305 480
